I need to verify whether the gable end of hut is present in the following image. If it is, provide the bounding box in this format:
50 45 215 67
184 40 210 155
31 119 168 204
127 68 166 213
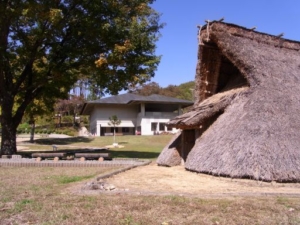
158 21 300 182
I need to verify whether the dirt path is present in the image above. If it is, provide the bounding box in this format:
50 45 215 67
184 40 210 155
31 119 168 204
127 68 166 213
94 162 300 198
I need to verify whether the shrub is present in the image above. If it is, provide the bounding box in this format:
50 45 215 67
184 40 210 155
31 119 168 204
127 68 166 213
61 116 73 123
64 130 76 136
18 122 30 130
17 129 23 134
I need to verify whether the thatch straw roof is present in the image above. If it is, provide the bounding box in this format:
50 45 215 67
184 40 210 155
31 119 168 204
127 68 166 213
168 87 248 129
157 21 300 182
156 131 182 167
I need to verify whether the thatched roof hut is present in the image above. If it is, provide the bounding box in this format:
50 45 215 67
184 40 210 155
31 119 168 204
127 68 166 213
157 21 300 182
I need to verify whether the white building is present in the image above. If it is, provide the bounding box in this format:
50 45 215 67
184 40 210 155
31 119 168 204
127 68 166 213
80 93 193 136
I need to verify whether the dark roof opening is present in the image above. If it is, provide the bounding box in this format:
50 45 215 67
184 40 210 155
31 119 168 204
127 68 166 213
199 44 249 101
145 103 179 112
216 55 249 93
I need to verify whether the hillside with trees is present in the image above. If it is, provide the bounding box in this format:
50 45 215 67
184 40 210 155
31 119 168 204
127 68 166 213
130 81 195 101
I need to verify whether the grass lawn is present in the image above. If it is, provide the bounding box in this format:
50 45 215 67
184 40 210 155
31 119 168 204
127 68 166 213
19 135 174 159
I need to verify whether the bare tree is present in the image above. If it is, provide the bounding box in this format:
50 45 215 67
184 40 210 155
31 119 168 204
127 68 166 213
108 115 121 144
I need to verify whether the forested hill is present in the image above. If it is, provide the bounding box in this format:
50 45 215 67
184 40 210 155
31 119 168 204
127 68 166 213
129 81 195 101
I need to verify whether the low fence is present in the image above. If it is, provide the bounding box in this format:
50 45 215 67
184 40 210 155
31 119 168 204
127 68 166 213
0 157 151 168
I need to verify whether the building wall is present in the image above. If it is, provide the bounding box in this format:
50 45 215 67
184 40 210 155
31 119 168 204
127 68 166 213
90 104 138 136
137 111 179 135
140 118 177 135
89 104 181 136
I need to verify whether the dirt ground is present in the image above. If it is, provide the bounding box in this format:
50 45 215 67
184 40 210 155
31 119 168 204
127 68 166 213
15 138 300 198
78 162 300 198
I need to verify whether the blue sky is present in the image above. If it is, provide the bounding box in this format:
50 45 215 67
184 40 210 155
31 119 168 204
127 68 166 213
151 0 300 88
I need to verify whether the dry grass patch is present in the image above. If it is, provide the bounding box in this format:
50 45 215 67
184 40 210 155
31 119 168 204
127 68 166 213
0 166 121 225
0 166 300 224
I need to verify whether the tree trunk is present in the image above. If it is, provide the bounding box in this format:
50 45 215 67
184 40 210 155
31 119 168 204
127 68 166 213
113 127 116 143
1 93 19 156
59 114 61 127
1 119 17 155
30 122 35 143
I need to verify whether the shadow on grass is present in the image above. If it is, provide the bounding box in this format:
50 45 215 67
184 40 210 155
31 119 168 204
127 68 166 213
109 150 159 159
18 148 159 159
31 137 94 145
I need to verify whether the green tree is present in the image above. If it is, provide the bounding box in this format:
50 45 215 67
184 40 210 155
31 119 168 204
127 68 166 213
0 0 163 155
160 84 181 98
54 96 84 127
130 81 161 95
176 81 195 101
108 115 121 144
25 93 57 143
130 81 195 101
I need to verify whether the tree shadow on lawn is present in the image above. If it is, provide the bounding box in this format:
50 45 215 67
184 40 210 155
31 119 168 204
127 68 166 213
18 147 159 160
18 147 107 158
109 150 160 159
31 137 94 145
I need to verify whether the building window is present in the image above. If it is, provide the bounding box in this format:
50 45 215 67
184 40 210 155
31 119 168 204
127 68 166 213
122 127 129 133
151 122 157 131
159 123 166 131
